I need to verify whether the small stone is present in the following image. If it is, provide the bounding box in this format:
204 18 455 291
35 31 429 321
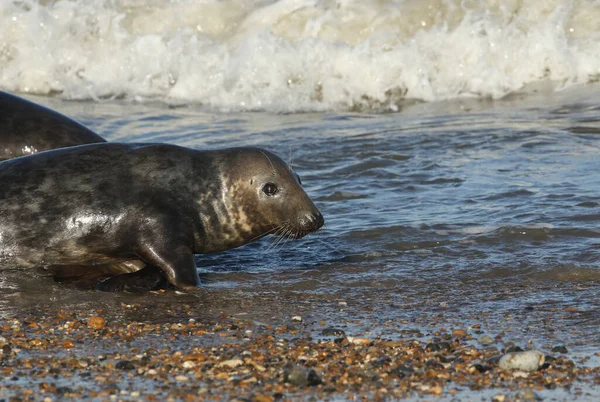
551 345 568 354
253 395 274 402
183 353 206 362
499 351 544 372
426 342 451 352
488 355 502 364
321 327 345 337
505 346 524 353
175 375 189 382
182 361 196 369
430 385 443 395
371 356 392 367
56 386 73 396
452 329 467 338
87 316 105 330
492 394 506 402
218 358 243 368
348 337 370 346
389 364 415 378
115 360 135 371
515 389 542 401
291 316 302 322
478 335 494 346
283 363 322 386
62 341 75 349
470 364 491 373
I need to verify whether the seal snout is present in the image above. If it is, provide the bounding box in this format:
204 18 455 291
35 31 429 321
297 211 325 236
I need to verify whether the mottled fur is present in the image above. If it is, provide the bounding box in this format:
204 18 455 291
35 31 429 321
0 143 323 291
0 91 105 160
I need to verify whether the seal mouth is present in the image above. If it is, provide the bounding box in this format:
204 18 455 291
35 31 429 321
271 212 324 242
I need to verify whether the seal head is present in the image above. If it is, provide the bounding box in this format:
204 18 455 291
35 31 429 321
197 148 324 253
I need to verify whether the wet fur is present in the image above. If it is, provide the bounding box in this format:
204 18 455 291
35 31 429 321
0 91 106 160
0 143 323 291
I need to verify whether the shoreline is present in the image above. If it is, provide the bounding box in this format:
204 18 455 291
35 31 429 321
1 297 599 401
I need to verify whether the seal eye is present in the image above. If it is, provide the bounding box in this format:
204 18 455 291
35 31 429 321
262 182 278 196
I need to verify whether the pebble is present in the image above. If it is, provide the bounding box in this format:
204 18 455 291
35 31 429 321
478 335 494 346
389 364 415 378
182 361 196 369
321 327 346 337
87 316 105 330
452 329 467 338
515 389 542 401
0 308 594 401
283 363 322 386
348 337 370 346
552 345 568 354
291 316 302 322
218 358 244 368
425 342 451 352
115 360 135 371
499 351 545 372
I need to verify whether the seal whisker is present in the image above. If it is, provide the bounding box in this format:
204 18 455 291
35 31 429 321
274 228 291 252
288 146 295 168
258 150 277 176
270 223 294 251
246 226 279 244
275 226 293 250
266 225 288 251
280 229 296 250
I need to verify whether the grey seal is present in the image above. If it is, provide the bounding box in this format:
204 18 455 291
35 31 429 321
0 143 324 291
0 91 106 160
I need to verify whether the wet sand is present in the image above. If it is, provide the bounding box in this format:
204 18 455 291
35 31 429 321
1 278 600 401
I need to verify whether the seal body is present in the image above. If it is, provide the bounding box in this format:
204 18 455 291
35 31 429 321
0 91 106 160
0 143 324 290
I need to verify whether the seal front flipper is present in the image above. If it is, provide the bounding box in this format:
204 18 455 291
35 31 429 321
96 265 170 293
135 243 200 290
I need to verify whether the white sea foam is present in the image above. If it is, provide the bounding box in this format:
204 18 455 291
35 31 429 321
1 0 599 112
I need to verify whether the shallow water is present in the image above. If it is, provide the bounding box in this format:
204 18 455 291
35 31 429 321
2 85 600 361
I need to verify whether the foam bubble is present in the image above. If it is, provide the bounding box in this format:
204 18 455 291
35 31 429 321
1 0 599 112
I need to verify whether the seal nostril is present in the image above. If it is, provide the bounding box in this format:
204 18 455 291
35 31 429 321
314 212 324 229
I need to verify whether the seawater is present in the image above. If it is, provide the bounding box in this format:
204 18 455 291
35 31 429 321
1 85 598 356
1 0 600 111
1 0 600 377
